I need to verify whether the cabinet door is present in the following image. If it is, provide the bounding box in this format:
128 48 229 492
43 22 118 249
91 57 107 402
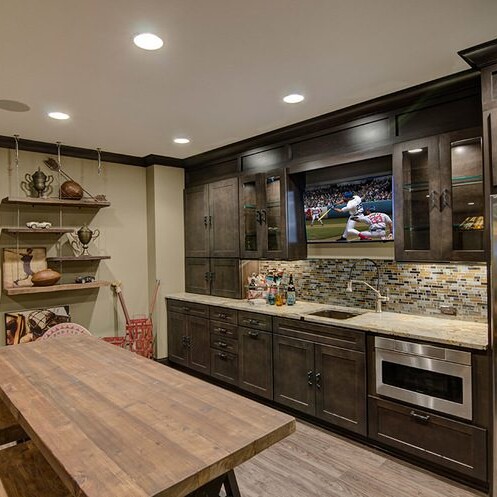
185 258 210 294
239 328 273 399
184 185 209 257
211 350 238 385
439 128 485 261
394 136 442 260
240 174 263 258
273 335 315 415
210 259 240 299
167 311 188 366
315 344 366 435
188 316 210 374
209 178 240 257
263 171 287 259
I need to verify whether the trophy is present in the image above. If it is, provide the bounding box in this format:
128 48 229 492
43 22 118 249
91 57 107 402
70 225 100 256
21 168 54 198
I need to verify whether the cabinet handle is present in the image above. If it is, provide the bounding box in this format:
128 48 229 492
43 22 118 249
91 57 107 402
440 188 451 211
248 331 259 338
182 306 190 312
214 327 227 334
182 336 190 348
256 210 262 225
204 272 210 282
430 190 439 211
209 215 212 226
260 209 267 224
216 341 228 348
410 411 430 423
216 312 227 320
203 216 208 227
307 370 314 386
218 352 228 360
248 318 260 326
315 372 321 389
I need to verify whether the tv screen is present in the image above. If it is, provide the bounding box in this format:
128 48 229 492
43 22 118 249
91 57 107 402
304 161 393 243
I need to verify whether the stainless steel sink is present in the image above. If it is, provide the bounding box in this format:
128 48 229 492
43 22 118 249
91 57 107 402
307 309 361 320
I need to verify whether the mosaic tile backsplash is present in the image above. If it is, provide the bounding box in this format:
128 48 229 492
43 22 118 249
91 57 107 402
259 260 487 322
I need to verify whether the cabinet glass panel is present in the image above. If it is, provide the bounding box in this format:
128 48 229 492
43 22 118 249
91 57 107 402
241 179 258 251
402 148 430 250
265 175 282 251
449 137 484 251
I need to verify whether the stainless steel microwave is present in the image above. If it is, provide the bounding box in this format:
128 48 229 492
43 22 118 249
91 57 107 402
374 337 472 420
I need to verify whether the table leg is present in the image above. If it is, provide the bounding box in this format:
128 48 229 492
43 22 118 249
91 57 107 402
186 469 241 497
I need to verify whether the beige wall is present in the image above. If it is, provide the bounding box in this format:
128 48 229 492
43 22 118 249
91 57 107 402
0 148 184 355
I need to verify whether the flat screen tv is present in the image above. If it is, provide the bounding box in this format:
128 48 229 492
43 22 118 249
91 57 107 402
304 158 393 243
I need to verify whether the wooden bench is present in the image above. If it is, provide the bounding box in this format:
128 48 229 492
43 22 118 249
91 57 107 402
0 441 71 497
0 402 25 446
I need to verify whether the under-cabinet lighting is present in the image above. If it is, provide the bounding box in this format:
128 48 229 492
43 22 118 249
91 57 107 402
283 94 305 104
133 33 164 51
48 112 70 120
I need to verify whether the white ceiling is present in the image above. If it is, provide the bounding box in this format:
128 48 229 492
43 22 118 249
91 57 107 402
0 1 496 159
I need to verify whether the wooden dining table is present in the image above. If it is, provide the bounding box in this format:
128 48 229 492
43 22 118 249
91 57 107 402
0 335 295 497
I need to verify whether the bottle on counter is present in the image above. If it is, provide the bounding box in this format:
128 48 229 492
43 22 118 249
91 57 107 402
286 274 296 306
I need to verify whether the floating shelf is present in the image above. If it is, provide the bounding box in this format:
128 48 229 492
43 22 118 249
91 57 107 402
47 255 111 262
2 227 75 234
1 197 110 208
4 281 111 296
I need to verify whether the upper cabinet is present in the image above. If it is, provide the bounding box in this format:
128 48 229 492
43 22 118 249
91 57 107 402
239 170 306 260
184 178 239 258
394 128 484 261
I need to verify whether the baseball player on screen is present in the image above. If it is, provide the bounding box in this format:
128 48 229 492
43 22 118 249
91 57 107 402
358 207 393 240
333 192 368 240
310 206 324 226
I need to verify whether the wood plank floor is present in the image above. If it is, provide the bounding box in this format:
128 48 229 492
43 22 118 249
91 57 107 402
226 421 486 497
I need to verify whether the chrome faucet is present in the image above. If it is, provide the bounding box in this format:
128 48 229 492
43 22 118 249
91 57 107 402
346 279 389 313
347 259 389 313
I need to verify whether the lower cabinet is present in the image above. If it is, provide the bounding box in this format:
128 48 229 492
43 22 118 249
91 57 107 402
239 327 273 400
273 318 367 435
369 396 487 482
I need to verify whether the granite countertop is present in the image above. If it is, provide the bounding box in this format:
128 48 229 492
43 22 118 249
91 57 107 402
166 293 489 350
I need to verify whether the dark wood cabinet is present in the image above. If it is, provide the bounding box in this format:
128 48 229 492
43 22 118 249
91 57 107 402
239 170 306 260
239 328 273 400
273 318 366 435
185 178 239 259
185 258 241 298
369 396 487 482
394 127 484 262
166 301 210 374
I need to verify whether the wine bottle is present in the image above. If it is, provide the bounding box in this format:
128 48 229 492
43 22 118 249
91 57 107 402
287 274 296 306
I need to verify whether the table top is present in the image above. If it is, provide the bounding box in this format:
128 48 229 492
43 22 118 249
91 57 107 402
0 336 295 497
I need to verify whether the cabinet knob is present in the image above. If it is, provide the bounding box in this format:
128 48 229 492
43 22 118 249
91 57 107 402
248 331 259 339
218 352 228 360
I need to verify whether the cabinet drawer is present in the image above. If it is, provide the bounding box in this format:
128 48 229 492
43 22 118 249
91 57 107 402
210 321 239 340
210 335 238 354
368 396 487 481
238 311 272 332
167 299 209 318
210 350 238 385
209 306 237 324
274 317 365 351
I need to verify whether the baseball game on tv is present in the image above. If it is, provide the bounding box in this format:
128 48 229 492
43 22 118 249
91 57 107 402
304 160 394 243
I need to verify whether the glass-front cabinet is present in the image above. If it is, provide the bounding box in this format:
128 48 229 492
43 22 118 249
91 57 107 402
240 171 286 259
394 128 484 261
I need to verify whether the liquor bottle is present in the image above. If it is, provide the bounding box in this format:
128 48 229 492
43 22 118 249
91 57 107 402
286 274 296 306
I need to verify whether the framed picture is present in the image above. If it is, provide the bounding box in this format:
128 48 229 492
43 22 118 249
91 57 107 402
5 306 71 345
2 247 47 289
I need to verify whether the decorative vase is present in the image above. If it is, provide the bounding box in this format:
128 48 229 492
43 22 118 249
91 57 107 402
60 180 84 200
31 269 61 287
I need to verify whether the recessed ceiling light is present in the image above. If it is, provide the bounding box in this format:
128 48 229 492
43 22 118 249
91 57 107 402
283 94 305 104
133 33 163 51
48 112 70 120
467 202 475 206
173 138 190 144
408 148 423 154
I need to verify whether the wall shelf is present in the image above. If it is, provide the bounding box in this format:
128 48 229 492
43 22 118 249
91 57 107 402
2 227 75 234
47 255 111 262
4 281 111 296
1 197 111 208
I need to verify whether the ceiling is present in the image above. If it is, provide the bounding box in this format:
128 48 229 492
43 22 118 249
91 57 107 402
1 1 496 160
